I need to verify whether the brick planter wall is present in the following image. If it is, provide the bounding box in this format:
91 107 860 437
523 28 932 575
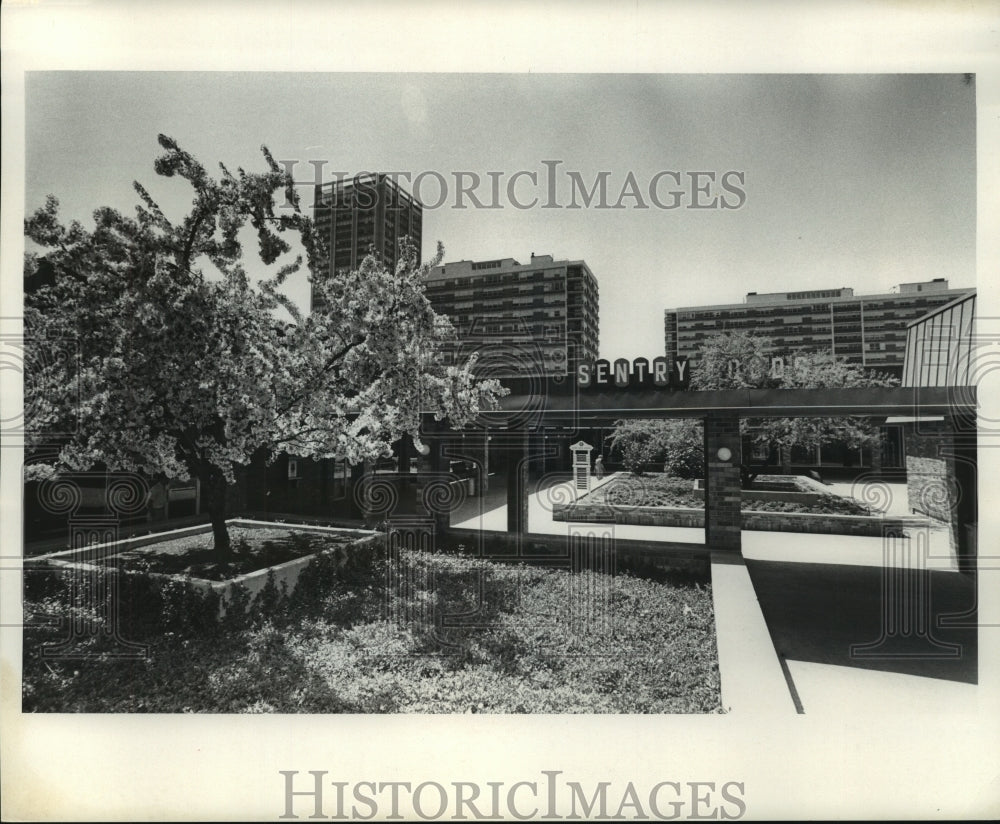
609 485 829 506
26 520 381 616
552 502 927 537
441 527 711 579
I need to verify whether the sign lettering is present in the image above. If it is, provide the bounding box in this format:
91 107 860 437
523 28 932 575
577 356 691 390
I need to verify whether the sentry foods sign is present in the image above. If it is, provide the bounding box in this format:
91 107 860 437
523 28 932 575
576 357 691 390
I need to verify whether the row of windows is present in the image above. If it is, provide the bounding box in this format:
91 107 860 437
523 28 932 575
446 309 567 321
672 295 964 322
426 283 565 299
676 318 911 332
785 290 850 299
464 320 567 332
434 298 575 314
456 325 567 337
431 269 568 289
320 210 421 230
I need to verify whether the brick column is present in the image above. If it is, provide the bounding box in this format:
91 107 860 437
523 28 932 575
396 434 412 474
704 413 743 552
506 429 530 535
394 434 415 516
425 428 451 537
348 461 367 521
482 432 490 494
947 414 978 574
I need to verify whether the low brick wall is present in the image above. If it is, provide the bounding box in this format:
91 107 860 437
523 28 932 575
553 503 927 537
441 527 711 579
740 510 926 536
741 489 826 505
26 520 381 616
674 487 828 506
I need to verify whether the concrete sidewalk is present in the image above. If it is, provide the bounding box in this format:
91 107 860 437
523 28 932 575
711 551 799 714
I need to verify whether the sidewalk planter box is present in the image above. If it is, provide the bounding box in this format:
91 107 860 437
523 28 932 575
552 502 930 537
25 519 380 616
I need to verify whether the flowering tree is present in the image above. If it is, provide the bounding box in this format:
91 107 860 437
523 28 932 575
604 419 666 475
658 418 705 479
608 331 898 483
24 135 505 556
689 330 776 390
750 348 900 455
695 332 898 482
605 418 705 477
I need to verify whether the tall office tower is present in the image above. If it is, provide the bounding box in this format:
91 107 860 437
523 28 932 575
311 173 423 311
665 279 975 379
423 254 600 378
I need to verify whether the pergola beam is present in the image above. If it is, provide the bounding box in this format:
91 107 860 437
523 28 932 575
493 386 974 422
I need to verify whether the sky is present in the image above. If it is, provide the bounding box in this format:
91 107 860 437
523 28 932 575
25 72 976 360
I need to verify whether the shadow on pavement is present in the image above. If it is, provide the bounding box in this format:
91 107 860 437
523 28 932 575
746 559 978 684
450 471 510 525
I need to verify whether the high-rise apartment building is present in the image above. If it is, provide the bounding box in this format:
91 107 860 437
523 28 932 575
424 254 600 377
665 279 974 378
311 173 423 311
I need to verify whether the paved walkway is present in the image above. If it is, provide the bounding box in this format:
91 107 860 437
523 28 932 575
452 474 977 714
825 479 915 517
454 475 955 569
711 551 799 714
453 472 705 544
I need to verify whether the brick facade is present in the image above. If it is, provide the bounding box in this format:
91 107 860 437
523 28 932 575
904 418 977 570
906 454 955 523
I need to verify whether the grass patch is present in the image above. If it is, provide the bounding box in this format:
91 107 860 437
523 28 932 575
22 545 721 714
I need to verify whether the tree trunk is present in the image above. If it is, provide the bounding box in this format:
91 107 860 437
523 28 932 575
204 470 232 559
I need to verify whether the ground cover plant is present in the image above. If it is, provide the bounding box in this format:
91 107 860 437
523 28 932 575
581 474 870 516
22 541 721 714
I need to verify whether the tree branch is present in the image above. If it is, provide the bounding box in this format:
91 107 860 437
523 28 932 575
273 334 369 419
179 206 209 273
